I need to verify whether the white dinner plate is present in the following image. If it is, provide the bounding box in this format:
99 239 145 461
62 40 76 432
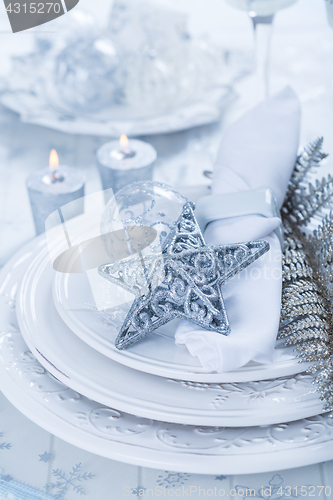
1 237 333 475
53 251 312 383
16 238 324 427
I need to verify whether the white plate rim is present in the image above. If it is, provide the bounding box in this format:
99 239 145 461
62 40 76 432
1 236 333 475
53 253 312 383
15 239 324 427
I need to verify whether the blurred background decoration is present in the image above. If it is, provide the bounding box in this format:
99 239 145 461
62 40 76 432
226 0 298 100
0 0 252 136
326 0 333 28
0 0 332 268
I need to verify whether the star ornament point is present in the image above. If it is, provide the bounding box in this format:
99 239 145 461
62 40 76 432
100 202 269 350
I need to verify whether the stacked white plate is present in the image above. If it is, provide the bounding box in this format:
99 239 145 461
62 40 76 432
1 215 333 475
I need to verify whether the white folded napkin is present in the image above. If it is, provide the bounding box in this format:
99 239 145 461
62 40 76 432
175 87 301 372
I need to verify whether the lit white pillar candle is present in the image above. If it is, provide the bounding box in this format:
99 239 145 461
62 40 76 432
97 135 157 193
26 150 86 235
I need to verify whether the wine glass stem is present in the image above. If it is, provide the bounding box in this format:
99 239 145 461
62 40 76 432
251 14 274 100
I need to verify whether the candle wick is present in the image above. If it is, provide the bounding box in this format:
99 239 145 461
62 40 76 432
110 147 136 161
50 169 64 183
119 146 136 159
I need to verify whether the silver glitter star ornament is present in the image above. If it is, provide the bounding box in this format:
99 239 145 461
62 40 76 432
100 202 269 349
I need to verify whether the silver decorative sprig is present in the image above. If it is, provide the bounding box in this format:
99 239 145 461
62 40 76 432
282 137 329 227
283 176 333 227
286 137 328 197
279 138 333 412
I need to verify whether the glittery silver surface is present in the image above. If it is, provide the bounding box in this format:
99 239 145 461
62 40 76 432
279 138 333 413
100 254 165 298
282 137 329 227
112 202 269 350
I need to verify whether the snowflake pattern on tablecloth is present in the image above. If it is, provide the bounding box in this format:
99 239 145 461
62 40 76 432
0 472 11 482
0 431 11 451
156 472 191 488
39 452 52 463
44 463 95 498
235 474 315 499
215 475 227 481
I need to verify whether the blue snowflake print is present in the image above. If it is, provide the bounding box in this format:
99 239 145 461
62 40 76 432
235 474 315 499
215 475 227 481
45 463 95 498
0 475 11 482
156 472 191 489
39 452 52 463
0 432 11 451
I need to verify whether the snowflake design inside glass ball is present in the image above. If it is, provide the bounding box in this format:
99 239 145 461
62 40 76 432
101 181 187 250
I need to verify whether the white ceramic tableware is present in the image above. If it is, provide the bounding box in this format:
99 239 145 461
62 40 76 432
54 252 312 382
1 238 333 474
16 239 323 427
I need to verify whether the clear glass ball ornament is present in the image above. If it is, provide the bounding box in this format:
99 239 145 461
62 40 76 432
101 181 187 250
54 37 125 112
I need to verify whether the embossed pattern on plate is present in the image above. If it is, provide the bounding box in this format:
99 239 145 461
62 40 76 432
1 237 333 474
15 239 324 426
54 247 312 382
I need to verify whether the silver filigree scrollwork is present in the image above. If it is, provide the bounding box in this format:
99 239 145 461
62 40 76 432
105 202 269 349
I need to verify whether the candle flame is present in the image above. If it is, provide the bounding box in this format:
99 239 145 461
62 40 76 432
49 149 59 170
119 135 129 148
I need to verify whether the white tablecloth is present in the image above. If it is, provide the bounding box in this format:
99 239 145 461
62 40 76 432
1 0 333 497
